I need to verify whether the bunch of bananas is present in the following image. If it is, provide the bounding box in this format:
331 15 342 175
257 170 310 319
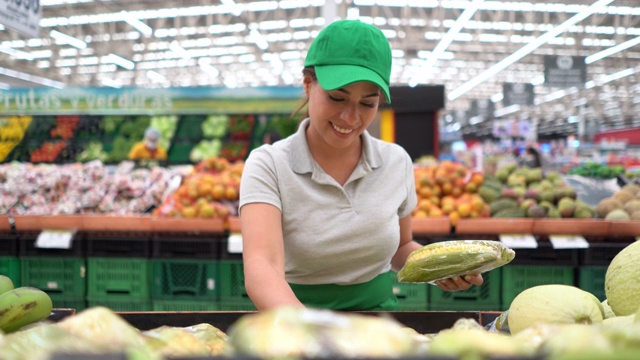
0 275 53 333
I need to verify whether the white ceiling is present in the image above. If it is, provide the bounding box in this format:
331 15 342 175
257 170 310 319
0 0 639 138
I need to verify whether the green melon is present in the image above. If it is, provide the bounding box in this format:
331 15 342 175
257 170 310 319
508 284 603 334
605 241 640 316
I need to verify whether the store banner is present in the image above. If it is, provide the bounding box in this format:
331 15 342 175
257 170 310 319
502 83 534 107
468 99 494 120
0 0 41 37
0 86 303 115
543 55 587 88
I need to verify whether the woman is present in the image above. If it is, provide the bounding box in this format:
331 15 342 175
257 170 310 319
239 19 482 311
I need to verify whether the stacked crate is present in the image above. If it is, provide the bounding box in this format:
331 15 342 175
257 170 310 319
150 232 220 311
0 231 19 286
217 234 256 310
85 231 152 311
390 271 429 311
578 242 628 301
19 230 87 310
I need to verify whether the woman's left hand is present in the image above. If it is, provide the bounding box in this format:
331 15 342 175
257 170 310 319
435 274 484 292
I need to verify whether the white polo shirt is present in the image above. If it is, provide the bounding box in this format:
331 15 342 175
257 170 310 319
239 118 417 285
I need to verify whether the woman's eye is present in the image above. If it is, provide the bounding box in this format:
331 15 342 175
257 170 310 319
361 102 375 108
328 95 344 102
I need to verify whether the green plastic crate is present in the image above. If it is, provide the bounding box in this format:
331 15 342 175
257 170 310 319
0 256 20 286
167 142 194 164
218 301 257 311
502 265 575 309
217 260 250 302
49 294 86 311
87 258 150 299
390 271 428 311
151 259 217 300
152 300 218 311
429 268 501 310
174 115 205 141
20 257 86 296
578 266 607 301
87 297 152 311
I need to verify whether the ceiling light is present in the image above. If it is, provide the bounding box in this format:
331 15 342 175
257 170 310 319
100 77 122 88
494 104 521 118
249 28 269 50
0 66 65 88
585 36 640 64
409 0 485 87
198 58 219 77
221 0 242 16
0 47 34 60
105 53 135 70
169 41 191 60
147 70 166 83
120 11 153 37
448 0 615 101
50 30 87 49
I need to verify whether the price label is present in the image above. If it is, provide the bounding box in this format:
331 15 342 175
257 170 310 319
36 229 75 249
227 232 243 254
499 234 538 249
549 235 589 249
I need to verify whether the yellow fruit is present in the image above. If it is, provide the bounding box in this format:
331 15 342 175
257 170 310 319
605 241 640 316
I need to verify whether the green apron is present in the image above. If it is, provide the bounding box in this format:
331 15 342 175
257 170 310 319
289 272 398 311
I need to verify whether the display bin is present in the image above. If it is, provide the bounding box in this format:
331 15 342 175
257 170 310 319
580 242 630 266
217 300 257 311
152 299 218 311
85 231 151 258
49 293 87 311
86 297 152 312
19 231 85 258
0 256 20 286
87 258 150 299
578 265 607 301
501 265 575 308
0 231 18 256
167 141 195 165
20 257 86 297
151 259 217 300
510 241 579 266
217 260 249 302
172 115 205 141
390 271 429 311
428 268 501 311
151 232 221 259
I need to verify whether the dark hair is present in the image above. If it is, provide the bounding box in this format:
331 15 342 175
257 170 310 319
526 147 542 168
288 67 316 124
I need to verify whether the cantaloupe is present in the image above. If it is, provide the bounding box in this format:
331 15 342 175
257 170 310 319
508 284 604 334
605 241 640 316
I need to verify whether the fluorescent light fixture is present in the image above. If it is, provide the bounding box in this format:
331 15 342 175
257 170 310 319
105 53 135 70
448 0 615 101
250 28 269 50
50 30 87 49
221 0 242 16
0 66 65 88
0 81 10 90
0 47 34 61
494 104 521 118
100 77 122 88
169 41 191 59
586 36 640 64
120 11 153 37
147 70 166 83
198 58 220 77
491 93 504 103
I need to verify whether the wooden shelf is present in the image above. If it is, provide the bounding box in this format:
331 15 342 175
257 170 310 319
412 217 452 235
150 217 225 233
455 218 534 235
532 219 610 236
608 220 640 237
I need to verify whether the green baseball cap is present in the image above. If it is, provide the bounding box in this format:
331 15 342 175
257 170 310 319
305 19 392 103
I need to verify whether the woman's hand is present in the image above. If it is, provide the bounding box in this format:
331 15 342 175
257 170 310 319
435 274 484 292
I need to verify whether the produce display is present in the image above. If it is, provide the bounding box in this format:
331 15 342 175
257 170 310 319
478 164 597 218
397 240 515 283
0 275 53 334
152 156 243 219
568 162 626 179
0 160 175 215
596 183 640 220
413 160 490 225
0 116 31 162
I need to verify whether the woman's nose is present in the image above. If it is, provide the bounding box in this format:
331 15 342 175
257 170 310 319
340 104 358 122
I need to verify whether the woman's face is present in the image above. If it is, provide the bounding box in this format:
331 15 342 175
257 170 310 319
304 76 381 150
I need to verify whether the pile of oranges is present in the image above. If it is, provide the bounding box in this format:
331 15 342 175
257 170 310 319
412 160 490 226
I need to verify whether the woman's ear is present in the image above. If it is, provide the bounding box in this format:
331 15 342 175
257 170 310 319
303 75 312 95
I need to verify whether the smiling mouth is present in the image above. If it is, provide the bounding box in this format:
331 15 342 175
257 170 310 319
331 122 354 134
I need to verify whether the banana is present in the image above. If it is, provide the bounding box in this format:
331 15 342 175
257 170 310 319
0 287 53 333
0 275 15 295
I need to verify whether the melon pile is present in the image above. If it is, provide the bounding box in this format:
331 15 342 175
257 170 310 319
596 183 640 220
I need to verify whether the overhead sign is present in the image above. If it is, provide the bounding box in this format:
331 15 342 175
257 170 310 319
503 83 535 107
0 0 41 37
469 99 494 119
544 55 587 88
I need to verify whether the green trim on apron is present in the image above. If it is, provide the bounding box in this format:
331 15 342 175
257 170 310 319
289 272 398 311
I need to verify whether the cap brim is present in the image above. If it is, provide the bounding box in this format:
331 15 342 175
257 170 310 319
315 65 391 104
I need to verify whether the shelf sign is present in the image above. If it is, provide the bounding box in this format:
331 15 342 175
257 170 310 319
499 234 538 249
544 55 587 88
0 0 41 38
227 232 243 254
36 229 76 249
549 235 589 249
